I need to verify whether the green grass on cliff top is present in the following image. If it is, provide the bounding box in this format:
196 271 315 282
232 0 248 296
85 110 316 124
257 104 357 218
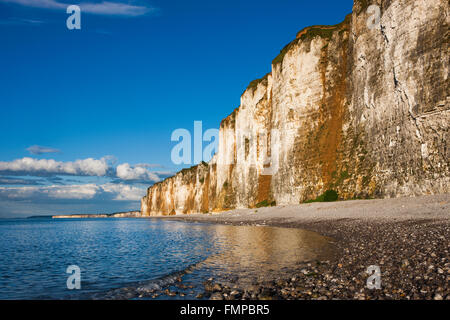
272 13 351 67
245 73 270 94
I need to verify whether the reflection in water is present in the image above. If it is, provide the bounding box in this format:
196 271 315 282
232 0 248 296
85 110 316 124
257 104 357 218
195 224 335 285
101 223 335 299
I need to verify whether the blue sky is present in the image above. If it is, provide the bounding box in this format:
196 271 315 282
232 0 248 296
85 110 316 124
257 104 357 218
0 0 353 217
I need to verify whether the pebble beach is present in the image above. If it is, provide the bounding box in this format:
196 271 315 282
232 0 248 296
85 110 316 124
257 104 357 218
161 194 450 300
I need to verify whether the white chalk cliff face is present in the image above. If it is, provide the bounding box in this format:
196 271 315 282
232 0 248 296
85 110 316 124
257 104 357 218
141 0 449 216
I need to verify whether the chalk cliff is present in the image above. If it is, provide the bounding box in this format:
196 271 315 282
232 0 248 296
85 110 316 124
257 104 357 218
141 0 449 216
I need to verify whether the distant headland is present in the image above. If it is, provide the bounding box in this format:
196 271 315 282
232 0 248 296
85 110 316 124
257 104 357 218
51 211 141 219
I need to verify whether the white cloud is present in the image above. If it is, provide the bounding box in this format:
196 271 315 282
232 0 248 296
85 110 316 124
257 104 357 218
80 1 152 16
49 183 99 199
0 184 99 200
1 0 62 9
0 157 109 176
135 163 162 169
1 0 154 16
116 163 160 182
0 177 43 185
0 157 168 183
0 17 45 25
101 183 146 200
0 183 146 201
26 145 60 155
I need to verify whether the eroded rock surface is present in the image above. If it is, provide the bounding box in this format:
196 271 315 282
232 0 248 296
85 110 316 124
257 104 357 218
141 0 449 216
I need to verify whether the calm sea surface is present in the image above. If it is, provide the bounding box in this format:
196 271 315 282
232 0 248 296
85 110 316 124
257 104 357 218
0 218 335 299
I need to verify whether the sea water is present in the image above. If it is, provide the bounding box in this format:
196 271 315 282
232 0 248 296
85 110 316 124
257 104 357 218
0 218 335 299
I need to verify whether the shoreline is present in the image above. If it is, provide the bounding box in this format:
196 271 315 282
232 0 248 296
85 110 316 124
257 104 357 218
51 211 141 219
154 194 449 300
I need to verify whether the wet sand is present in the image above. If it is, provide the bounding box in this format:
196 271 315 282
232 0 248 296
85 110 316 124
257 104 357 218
156 194 450 300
